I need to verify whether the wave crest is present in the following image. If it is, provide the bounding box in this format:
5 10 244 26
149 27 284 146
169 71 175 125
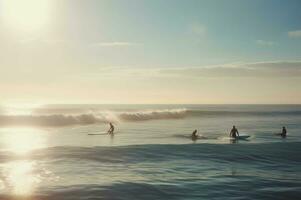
0 109 187 127
119 109 187 121
0 114 108 127
1 108 300 127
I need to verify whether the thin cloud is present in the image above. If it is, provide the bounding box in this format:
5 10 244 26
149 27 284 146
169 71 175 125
18 38 140 47
256 40 277 46
87 61 301 79
159 61 301 78
91 42 142 47
288 30 301 38
190 23 207 36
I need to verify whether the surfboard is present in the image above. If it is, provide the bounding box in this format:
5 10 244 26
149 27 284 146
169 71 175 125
229 135 250 140
192 135 207 140
88 131 118 135
87 132 107 135
174 134 207 140
237 135 250 139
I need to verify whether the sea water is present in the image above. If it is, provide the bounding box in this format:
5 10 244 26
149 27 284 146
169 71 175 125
0 104 300 199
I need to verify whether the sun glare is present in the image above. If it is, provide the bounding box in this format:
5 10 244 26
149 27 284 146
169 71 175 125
2 128 46 154
4 103 42 115
1 0 52 32
1 161 39 195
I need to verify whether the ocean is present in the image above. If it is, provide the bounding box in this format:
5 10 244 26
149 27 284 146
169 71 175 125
0 104 300 200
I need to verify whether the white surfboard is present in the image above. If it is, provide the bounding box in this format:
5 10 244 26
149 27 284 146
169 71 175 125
87 132 107 135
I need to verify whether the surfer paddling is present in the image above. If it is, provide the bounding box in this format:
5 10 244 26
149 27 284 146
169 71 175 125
229 126 239 138
107 122 115 134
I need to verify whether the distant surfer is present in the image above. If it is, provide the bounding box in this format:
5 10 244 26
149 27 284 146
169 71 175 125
107 122 115 134
280 126 287 138
230 126 239 138
191 129 198 140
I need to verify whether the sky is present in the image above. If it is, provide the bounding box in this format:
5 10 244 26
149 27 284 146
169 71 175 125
0 0 300 104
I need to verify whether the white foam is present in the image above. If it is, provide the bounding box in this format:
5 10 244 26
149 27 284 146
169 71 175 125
0 109 188 127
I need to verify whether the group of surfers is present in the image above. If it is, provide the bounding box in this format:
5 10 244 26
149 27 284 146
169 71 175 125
191 125 287 140
107 122 287 140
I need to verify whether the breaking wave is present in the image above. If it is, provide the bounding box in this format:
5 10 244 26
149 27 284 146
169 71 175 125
0 114 107 127
119 109 187 121
0 108 300 127
0 109 188 127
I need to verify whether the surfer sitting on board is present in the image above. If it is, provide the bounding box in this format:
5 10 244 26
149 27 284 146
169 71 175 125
107 122 115 134
280 126 287 138
230 126 239 138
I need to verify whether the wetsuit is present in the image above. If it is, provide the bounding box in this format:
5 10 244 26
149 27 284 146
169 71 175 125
108 123 114 134
230 128 238 138
280 128 287 137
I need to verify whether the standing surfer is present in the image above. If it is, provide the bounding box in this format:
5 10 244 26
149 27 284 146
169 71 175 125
230 126 239 138
107 122 115 134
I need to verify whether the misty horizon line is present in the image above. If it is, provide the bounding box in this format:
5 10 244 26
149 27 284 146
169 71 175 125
3 103 300 106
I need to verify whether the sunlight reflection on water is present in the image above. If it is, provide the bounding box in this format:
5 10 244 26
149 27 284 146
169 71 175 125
2 128 47 154
1 161 39 195
0 127 54 197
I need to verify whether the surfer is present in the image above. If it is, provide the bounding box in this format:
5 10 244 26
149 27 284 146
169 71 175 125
107 122 115 134
229 126 239 138
191 129 198 140
280 126 287 138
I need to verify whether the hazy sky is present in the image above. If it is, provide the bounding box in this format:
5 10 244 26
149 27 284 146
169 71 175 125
0 0 301 104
